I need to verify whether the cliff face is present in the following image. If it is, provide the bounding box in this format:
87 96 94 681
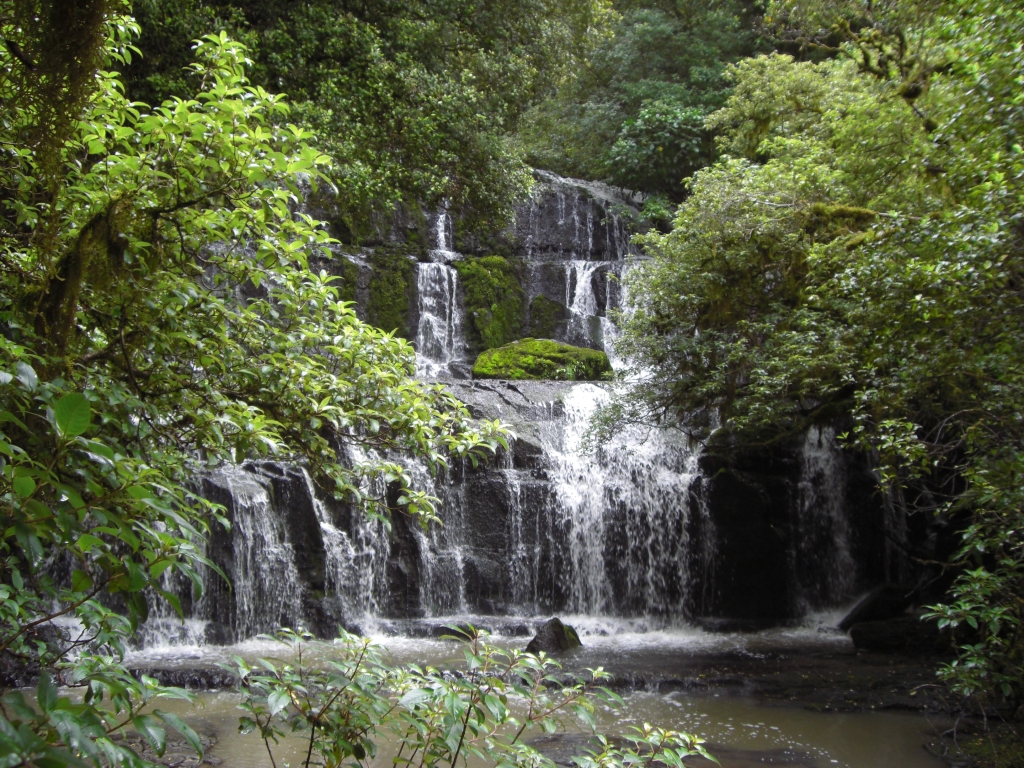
142 172 934 647
303 170 644 376
158 380 906 645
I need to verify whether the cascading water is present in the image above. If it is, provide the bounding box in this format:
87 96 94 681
431 208 457 261
196 466 305 639
793 426 857 611
414 263 468 377
301 466 391 622
564 260 602 348
542 384 705 618
516 172 637 351
414 207 470 377
136 170 878 650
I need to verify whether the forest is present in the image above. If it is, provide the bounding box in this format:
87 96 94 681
1 0 1023 767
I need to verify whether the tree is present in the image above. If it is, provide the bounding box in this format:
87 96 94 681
609 0 1024 709
518 0 762 207
0 12 513 766
124 0 615 237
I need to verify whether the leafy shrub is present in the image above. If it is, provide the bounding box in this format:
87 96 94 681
227 627 715 768
0 20 507 767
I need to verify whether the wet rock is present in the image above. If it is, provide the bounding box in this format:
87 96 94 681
838 585 916 630
130 666 238 690
849 616 948 654
202 622 234 646
525 618 582 654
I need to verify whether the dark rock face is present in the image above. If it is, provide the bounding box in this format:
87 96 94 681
179 175 953 641
512 171 642 263
174 372 979 655
838 585 917 631
690 426 901 627
849 617 949 654
179 382 945 643
303 171 643 356
692 454 798 625
525 618 582 654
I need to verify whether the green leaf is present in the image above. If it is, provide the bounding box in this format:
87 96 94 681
12 475 36 498
15 362 36 390
71 570 94 593
133 715 166 756
399 688 433 708
267 689 290 716
76 534 105 553
37 674 57 712
53 393 92 438
154 710 203 756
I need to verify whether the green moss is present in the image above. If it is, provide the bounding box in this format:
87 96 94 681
331 255 359 304
367 247 415 338
472 338 612 381
453 255 524 351
528 295 569 338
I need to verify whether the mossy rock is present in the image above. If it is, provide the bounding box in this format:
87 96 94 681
453 255 525 351
367 247 415 338
528 295 569 338
472 338 612 381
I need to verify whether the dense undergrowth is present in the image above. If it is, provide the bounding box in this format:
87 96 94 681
2 0 1023 765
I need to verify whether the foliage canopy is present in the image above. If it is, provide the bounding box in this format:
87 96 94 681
126 0 615 236
610 0 1024 709
0 12 524 767
518 0 763 207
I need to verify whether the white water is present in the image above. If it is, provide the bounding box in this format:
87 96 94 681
793 426 857 611
543 384 708 617
132 174 867 652
198 466 305 639
414 206 470 377
414 262 468 377
303 466 391 621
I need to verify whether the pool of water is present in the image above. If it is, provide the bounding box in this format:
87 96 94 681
149 688 945 768
126 614 947 768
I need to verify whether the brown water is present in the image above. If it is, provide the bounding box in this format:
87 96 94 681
149 688 946 768
131 619 945 768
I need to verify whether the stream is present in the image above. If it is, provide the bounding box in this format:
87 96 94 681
127 615 949 768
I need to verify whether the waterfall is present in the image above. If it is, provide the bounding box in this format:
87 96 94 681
564 260 603 348
414 263 468 377
542 384 704 618
197 466 304 638
302 468 391 622
406 458 471 616
430 209 457 262
126 171 886 651
793 426 857 611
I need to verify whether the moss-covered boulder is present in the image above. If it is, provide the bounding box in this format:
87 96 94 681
453 256 524 351
525 617 582 655
472 338 612 381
